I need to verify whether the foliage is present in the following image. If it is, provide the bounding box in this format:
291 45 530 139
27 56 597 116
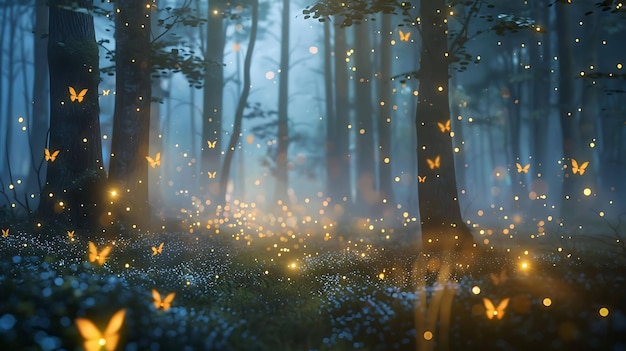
1 227 626 350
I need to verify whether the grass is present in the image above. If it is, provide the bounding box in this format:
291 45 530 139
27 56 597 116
1 225 626 351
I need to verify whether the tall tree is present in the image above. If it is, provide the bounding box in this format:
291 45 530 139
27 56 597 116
274 0 290 204
38 0 104 231
108 0 152 230
201 0 227 199
219 0 259 205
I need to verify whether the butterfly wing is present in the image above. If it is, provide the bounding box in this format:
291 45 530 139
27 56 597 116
102 309 125 351
445 120 450 131
44 148 51 161
155 152 161 166
2 229 8 237
50 150 60 162
152 246 158 256
152 289 163 309
434 155 440 168
145 156 156 168
495 298 510 320
88 241 98 262
483 298 496 319
578 161 589 175
76 318 103 351
162 292 176 310
77 88 88 102
97 246 112 265
69 86 77 102
437 122 445 132
158 242 164 253
571 159 579 174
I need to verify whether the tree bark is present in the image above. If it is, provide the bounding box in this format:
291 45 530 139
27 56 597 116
416 0 472 250
108 0 152 230
38 0 104 232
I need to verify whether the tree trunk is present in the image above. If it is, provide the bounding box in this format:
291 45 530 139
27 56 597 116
274 0 290 204
108 0 152 230
202 0 226 200
38 0 104 232
219 0 258 205
416 0 472 250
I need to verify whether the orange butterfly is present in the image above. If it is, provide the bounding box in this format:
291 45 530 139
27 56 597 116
515 163 530 174
67 230 75 240
398 29 411 42
489 269 507 286
426 155 440 170
437 120 451 133
418 175 427 183
208 171 217 179
2 228 8 237
44 148 60 162
207 140 217 148
145 153 161 168
102 89 111 96
571 158 589 175
75 309 125 351
483 298 510 320
152 242 164 256
68 86 88 103
88 241 112 265
152 289 176 311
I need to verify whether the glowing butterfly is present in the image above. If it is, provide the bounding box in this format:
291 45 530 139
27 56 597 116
67 230 75 239
152 242 164 256
489 269 507 286
483 297 510 320
426 155 440 170
418 175 427 183
88 241 112 266
75 309 125 351
2 228 8 237
145 152 161 168
398 29 411 42
208 171 217 179
515 163 530 174
102 89 111 96
207 140 217 148
571 159 589 175
437 120 451 133
152 289 176 310
44 148 60 162
68 86 88 103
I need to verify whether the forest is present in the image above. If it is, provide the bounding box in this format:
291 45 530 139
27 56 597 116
1 0 625 350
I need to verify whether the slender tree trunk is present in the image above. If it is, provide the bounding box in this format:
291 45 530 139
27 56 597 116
274 0 290 204
202 0 226 200
323 20 337 199
108 0 152 230
219 0 258 205
38 0 104 232
353 23 376 216
416 0 472 250
24 0 50 210
377 13 395 217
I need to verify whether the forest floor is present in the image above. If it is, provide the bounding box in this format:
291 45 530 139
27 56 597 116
1 225 626 351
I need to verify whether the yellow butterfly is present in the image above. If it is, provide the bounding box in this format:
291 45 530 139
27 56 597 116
398 29 411 42
145 152 161 168
437 120 451 133
207 140 217 148
44 148 60 162
571 158 589 175
75 309 125 351
88 241 112 266
152 289 176 311
102 89 111 96
489 269 507 286
483 297 510 320
208 171 217 179
152 242 164 256
68 86 88 103
67 230 75 239
2 228 8 237
515 162 530 174
418 175 427 183
426 155 440 170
